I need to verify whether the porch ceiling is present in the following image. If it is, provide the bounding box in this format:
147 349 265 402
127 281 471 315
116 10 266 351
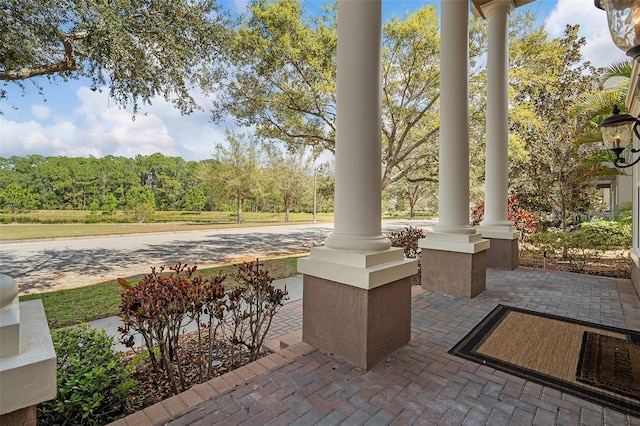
471 0 536 18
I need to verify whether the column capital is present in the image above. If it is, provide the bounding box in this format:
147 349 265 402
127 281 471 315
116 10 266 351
481 0 514 17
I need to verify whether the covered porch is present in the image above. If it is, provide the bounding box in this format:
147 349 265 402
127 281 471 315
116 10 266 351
111 267 640 425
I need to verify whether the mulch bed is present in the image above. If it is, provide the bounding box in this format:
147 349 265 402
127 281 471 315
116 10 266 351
125 332 267 411
518 250 632 279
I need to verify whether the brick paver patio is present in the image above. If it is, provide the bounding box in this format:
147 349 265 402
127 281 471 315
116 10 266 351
110 267 640 426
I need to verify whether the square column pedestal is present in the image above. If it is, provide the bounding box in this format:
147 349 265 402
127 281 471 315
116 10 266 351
0 274 57 426
631 250 640 297
419 233 490 299
477 226 521 270
298 247 417 370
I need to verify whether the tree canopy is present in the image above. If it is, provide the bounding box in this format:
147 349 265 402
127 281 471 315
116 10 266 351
0 152 329 218
1 0 229 114
215 1 472 191
508 24 613 227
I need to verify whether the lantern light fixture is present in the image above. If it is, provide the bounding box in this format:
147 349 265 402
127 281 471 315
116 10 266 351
599 105 640 168
595 0 640 59
596 0 640 167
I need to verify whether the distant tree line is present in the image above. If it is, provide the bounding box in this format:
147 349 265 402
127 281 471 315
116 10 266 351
0 147 334 222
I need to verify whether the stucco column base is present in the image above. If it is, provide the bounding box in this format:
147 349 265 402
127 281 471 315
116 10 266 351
302 274 412 369
298 247 417 369
477 226 520 270
483 237 519 270
631 250 640 296
421 249 487 298
0 405 36 426
0 300 57 417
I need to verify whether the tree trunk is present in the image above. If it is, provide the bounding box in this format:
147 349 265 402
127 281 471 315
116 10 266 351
560 197 568 259
237 195 243 224
285 199 291 222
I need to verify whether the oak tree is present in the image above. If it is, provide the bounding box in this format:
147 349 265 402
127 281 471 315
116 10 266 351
1 0 229 114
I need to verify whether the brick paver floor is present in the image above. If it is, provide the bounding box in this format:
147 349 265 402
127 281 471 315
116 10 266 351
111 267 640 426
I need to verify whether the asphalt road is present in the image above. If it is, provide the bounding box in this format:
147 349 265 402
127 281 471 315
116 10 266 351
0 220 436 294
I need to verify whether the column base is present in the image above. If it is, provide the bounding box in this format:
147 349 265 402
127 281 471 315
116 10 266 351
421 249 487 298
0 300 57 416
477 226 520 270
631 250 640 297
298 247 417 369
0 406 36 426
302 274 411 369
485 237 519 270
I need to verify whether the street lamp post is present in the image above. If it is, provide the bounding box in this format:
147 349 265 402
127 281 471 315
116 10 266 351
313 164 324 224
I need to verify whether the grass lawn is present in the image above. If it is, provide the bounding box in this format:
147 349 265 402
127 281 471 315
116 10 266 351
0 211 335 241
19 256 301 330
0 210 438 241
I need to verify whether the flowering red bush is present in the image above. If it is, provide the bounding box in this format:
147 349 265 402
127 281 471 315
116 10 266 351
470 195 539 241
118 263 225 394
117 260 287 396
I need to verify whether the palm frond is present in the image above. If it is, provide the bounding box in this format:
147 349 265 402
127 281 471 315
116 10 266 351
572 90 627 116
598 59 633 86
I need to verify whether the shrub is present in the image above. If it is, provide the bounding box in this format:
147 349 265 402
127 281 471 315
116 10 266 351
532 219 631 273
470 195 539 241
133 202 155 223
615 201 632 224
118 263 223 394
578 219 631 250
223 261 289 364
38 325 136 426
533 230 595 273
118 260 287 395
387 226 427 285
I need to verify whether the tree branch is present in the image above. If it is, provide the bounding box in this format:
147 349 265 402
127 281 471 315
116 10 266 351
0 31 88 81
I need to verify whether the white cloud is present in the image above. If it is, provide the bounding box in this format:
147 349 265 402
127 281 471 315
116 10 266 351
544 0 628 68
31 104 51 120
1 85 229 161
0 118 101 158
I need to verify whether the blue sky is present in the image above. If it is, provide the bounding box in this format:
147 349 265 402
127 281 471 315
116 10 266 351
0 0 628 161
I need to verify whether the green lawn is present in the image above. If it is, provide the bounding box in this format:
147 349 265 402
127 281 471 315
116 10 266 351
0 211 335 241
20 256 301 330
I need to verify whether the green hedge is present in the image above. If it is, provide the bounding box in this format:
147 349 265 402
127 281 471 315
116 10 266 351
38 325 136 425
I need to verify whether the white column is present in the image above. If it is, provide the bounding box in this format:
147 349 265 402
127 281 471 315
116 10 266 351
324 0 390 253
480 1 516 230
434 0 475 236
421 0 488 254
477 1 520 245
298 0 416 290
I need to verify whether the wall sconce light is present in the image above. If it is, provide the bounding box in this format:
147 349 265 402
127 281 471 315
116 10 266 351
599 105 640 168
595 0 640 60
596 0 640 167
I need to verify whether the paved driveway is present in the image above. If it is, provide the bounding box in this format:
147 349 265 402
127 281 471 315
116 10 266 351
0 220 435 294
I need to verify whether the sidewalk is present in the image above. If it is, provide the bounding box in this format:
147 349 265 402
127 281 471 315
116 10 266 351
85 275 303 352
